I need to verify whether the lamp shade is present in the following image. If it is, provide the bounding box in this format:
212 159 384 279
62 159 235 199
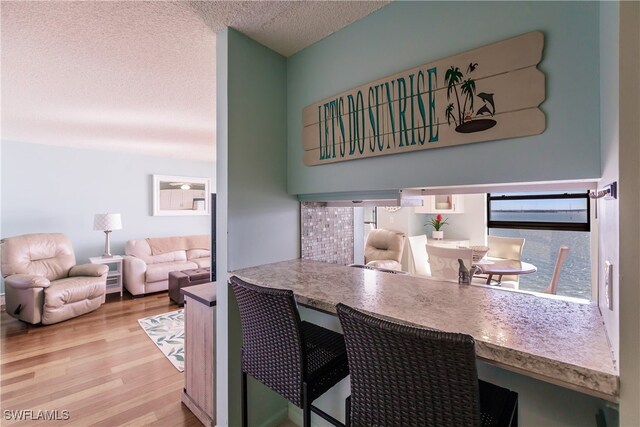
93 213 122 231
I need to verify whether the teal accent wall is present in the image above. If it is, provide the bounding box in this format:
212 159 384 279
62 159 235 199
287 1 600 195
0 140 213 292
216 28 299 427
281 2 610 426
226 34 299 272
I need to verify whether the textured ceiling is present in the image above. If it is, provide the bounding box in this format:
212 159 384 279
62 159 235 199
183 1 389 57
0 1 388 162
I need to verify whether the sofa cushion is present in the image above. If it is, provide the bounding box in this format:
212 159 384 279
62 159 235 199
187 249 210 260
148 251 187 264
147 235 209 255
125 239 187 265
125 239 154 262
145 261 198 283
192 258 211 268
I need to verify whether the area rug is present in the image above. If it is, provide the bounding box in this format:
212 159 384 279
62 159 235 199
138 309 185 372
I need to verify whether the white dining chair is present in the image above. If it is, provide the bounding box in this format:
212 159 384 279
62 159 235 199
426 245 474 283
408 235 431 277
487 236 526 284
543 246 570 295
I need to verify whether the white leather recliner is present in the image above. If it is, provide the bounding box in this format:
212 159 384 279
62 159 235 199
364 229 406 271
1 233 108 325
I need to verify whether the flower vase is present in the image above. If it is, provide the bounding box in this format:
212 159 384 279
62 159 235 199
432 230 444 240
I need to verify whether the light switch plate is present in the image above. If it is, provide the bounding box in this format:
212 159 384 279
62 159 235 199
605 261 613 310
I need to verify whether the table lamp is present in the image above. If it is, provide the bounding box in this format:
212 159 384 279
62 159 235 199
93 213 122 258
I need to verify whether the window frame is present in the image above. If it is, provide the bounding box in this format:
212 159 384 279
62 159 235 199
486 192 591 232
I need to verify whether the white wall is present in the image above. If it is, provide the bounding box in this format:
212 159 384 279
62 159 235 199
597 1 620 363
418 194 488 246
597 4 640 425
1 140 214 292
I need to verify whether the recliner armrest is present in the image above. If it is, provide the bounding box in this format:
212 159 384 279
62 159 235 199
69 264 109 277
5 274 51 289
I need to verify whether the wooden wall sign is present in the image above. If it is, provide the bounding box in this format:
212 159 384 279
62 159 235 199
302 31 545 166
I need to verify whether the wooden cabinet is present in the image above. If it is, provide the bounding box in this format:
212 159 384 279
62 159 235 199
160 189 207 210
415 195 464 214
182 283 216 427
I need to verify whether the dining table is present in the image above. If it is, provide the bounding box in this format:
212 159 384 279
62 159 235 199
474 257 537 285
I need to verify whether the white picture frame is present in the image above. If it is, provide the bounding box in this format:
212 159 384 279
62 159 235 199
152 174 210 216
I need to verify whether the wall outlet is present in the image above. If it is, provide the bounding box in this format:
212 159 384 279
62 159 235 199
604 261 613 311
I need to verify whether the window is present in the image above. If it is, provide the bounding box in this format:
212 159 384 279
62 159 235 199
487 192 590 231
487 192 592 299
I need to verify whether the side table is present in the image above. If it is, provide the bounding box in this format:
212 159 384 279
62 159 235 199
89 255 123 297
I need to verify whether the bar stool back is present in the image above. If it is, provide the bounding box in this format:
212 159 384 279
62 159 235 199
336 303 518 427
230 276 349 427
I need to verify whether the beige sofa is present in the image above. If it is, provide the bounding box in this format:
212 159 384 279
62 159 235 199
123 235 210 296
1 233 108 325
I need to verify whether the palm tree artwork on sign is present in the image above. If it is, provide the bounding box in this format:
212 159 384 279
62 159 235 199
445 62 497 133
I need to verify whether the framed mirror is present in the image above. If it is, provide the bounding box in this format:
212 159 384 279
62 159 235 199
152 174 210 216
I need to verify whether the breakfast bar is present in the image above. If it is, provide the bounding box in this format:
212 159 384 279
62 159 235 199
232 259 619 402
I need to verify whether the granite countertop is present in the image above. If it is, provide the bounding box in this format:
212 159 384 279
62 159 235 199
232 259 619 401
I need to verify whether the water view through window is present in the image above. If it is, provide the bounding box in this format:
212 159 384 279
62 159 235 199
488 193 592 300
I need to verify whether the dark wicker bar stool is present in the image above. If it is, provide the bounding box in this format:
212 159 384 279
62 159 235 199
336 303 518 427
230 276 349 427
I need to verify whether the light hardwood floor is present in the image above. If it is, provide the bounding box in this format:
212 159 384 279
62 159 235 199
0 293 201 426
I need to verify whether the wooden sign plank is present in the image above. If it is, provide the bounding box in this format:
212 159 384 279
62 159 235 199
302 66 545 152
302 31 544 126
303 108 545 166
303 65 544 131
301 31 546 166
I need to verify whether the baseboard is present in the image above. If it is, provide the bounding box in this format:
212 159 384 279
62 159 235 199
181 389 214 427
288 405 304 427
259 407 288 427
288 401 349 427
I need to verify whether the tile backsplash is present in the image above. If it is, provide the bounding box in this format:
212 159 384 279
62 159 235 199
301 202 354 265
